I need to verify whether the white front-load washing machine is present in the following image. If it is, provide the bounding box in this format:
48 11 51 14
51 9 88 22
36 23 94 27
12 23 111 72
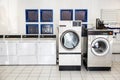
83 29 113 71
58 26 81 71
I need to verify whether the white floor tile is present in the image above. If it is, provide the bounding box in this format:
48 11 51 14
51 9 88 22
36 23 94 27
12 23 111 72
29 73 40 77
104 78 116 80
15 66 24 69
92 74 103 78
81 74 93 78
41 70 51 74
27 77 39 80
8 73 19 77
42 66 52 69
102 74 114 78
61 77 71 80
50 73 61 77
33 68 42 70
93 78 104 80
72 78 83 80
71 76 82 80
61 74 71 77
38 76 49 80
51 71 61 74
40 73 50 77
23 68 33 71
60 71 71 77
71 71 81 77
4 77 17 80
4 70 12 73
51 66 59 70
112 74 120 79
82 78 94 80
21 71 31 74
18 74 29 77
0 76 7 80
16 77 28 80
0 73 9 77
12 71 21 74
49 77 61 80
115 77 120 80
31 70 41 74
34 66 43 69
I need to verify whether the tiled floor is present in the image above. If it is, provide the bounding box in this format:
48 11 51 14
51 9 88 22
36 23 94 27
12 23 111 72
0 62 120 80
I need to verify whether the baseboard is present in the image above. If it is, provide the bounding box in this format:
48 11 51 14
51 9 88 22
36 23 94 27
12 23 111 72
59 66 81 71
113 53 120 54
87 67 111 71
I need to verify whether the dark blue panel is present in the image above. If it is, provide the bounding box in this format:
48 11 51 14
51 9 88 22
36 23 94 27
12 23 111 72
60 9 73 20
75 9 88 22
26 24 39 34
25 9 38 22
40 24 53 34
40 9 53 22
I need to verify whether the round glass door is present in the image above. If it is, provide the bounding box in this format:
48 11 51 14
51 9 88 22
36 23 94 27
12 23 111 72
91 38 110 56
61 31 79 49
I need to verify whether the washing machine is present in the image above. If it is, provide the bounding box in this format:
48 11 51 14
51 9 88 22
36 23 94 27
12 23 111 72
58 21 82 71
83 29 113 71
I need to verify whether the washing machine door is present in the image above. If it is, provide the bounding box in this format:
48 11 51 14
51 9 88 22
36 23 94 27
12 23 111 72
91 37 110 56
61 30 79 49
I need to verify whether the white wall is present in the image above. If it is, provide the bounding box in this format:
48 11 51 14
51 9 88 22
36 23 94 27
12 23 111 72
0 0 18 34
0 0 120 34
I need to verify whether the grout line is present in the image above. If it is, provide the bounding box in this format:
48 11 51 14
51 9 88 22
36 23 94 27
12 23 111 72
3 66 17 80
15 66 26 80
26 66 35 80
48 66 52 80
37 66 43 80
70 71 72 80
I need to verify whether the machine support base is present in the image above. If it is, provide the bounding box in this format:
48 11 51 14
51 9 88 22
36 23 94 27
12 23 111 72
87 67 111 71
59 66 81 71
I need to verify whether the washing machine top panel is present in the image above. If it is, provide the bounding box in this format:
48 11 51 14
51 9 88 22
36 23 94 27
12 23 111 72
91 37 110 56
60 30 79 49
88 30 113 35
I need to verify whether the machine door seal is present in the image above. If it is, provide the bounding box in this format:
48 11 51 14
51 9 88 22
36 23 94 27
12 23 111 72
91 37 110 56
60 30 79 49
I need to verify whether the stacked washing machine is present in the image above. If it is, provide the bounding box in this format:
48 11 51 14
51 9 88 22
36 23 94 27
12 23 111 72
83 28 113 71
58 21 82 71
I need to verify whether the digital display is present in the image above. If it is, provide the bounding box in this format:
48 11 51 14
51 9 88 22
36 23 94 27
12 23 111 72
75 9 88 22
26 24 39 34
26 9 38 22
73 21 82 27
60 9 73 20
40 10 53 22
40 24 53 34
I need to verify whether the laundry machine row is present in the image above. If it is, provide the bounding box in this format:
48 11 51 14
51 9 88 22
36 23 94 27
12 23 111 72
58 21 113 71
